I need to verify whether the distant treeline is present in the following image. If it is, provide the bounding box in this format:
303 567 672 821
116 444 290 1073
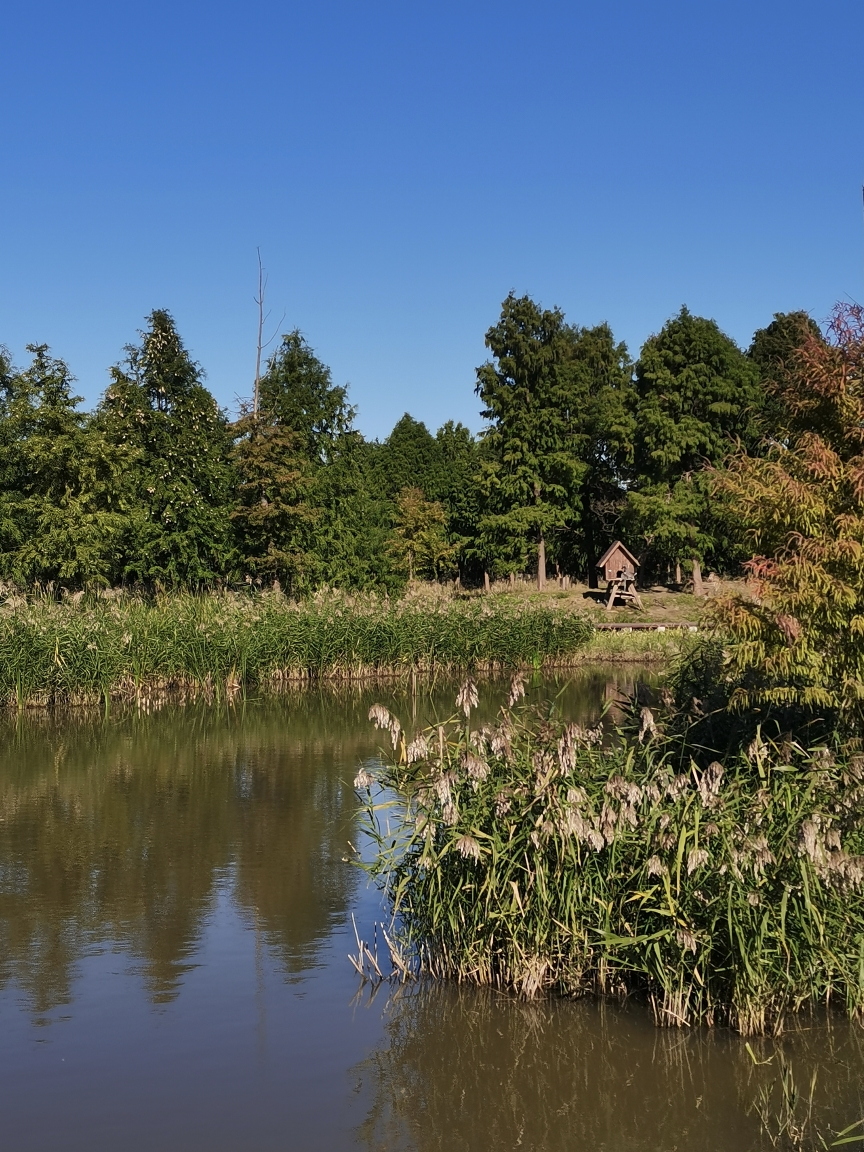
0 297 819 592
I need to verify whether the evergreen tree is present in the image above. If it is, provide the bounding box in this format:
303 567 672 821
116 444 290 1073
388 487 456 581
251 331 396 591
564 323 635 584
625 307 763 587
375 414 444 501
434 421 483 583
258 331 354 462
230 409 316 589
475 294 589 588
99 311 234 586
0 345 133 585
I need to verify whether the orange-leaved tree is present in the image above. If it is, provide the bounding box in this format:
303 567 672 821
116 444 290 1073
704 303 864 732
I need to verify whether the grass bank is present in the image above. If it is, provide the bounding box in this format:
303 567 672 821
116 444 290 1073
358 682 864 1035
0 589 598 706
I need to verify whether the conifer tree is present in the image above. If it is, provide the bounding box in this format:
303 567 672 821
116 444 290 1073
99 310 234 586
0 345 133 585
626 307 763 587
476 294 590 588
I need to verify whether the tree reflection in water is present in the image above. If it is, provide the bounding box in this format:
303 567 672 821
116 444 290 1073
0 693 378 1012
0 668 652 1016
353 983 864 1152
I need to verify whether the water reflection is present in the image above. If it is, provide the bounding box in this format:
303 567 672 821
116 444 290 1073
0 670 644 1015
354 984 864 1152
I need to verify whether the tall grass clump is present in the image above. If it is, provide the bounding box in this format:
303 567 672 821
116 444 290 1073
0 589 593 705
357 681 864 1035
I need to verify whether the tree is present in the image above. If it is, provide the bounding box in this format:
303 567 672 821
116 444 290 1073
563 323 635 585
0 345 133 585
374 414 444 501
230 409 316 589
625 307 764 589
699 303 864 736
99 310 235 586
475 294 589 589
388 487 456 581
258 331 354 463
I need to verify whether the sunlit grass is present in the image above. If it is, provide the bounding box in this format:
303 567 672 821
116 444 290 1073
0 589 594 705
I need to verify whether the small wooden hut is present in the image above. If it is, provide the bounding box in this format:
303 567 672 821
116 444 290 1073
596 541 640 585
596 541 642 610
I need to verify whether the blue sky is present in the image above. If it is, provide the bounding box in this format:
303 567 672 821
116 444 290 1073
2 0 863 440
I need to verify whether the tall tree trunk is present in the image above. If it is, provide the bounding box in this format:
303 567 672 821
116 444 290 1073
692 556 704 597
675 560 682 586
585 513 598 589
537 534 547 590
484 570 490 593
509 572 515 587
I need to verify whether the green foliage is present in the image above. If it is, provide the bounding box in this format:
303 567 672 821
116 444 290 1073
626 307 764 575
0 590 593 704
99 310 235 586
476 294 590 582
360 685 864 1035
258 330 355 461
375 414 444 501
389 487 457 581
0 345 133 586
230 413 316 589
563 322 635 574
697 304 864 738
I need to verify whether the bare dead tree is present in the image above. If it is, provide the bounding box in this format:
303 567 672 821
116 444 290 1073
252 248 285 417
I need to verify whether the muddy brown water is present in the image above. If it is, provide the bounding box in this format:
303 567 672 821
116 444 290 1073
0 669 861 1151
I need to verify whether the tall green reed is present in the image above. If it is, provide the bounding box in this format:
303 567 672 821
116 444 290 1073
357 680 864 1035
0 590 593 705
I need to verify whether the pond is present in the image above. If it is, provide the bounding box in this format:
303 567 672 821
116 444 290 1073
0 669 861 1151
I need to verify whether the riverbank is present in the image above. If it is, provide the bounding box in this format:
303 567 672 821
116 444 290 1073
0 588 606 706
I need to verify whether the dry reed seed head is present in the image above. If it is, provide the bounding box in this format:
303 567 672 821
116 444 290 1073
666 774 690 802
433 771 457 805
354 767 376 790
490 724 513 761
494 791 512 818
406 734 430 765
507 673 526 707
461 752 490 785
455 678 479 718
697 761 725 807
369 703 392 730
676 928 698 954
638 707 658 743
798 813 864 890
442 800 459 826
455 834 482 861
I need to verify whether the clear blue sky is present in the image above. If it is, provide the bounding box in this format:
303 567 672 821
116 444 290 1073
2 0 863 440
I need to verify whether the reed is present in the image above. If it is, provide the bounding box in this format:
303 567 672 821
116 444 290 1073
357 682 864 1035
0 589 594 706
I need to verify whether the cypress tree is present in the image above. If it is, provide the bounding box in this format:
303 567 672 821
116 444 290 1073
99 310 234 586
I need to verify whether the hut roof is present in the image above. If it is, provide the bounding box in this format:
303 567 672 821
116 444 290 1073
596 541 640 570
